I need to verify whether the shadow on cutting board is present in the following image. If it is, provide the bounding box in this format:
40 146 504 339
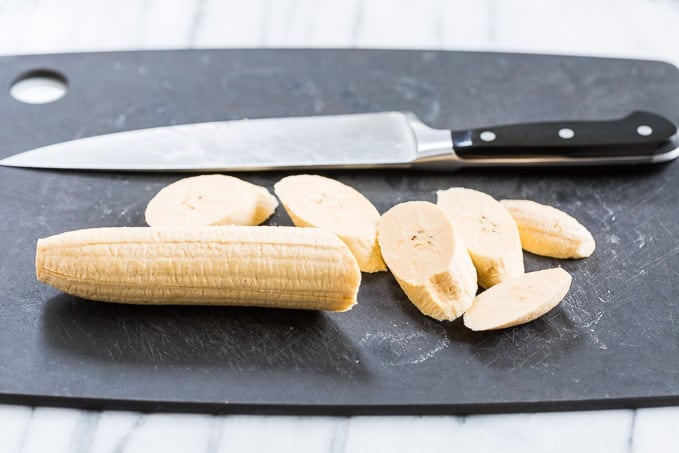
364 270 585 371
442 308 584 371
39 294 368 377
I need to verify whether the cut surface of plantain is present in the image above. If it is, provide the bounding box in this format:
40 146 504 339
463 268 572 331
145 174 278 227
500 199 595 259
377 201 477 321
274 174 386 273
36 226 360 311
436 187 524 288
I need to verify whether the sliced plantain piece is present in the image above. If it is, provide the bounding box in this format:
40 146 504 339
463 268 572 331
377 201 477 321
274 174 386 273
36 226 361 311
500 199 595 259
436 187 524 288
145 174 278 227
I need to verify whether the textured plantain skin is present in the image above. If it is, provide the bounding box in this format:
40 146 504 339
36 226 361 311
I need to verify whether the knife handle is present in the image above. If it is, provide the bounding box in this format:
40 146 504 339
451 111 678 159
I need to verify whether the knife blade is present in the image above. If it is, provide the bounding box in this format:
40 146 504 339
1 111 677 172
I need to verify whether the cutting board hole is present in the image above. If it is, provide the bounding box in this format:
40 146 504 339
10 69 67 104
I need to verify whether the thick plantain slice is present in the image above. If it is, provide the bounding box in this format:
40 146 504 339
145 174 278 227
501 199 595 259
377 201 477 321
464 268 572 331
274 174 386 273
437 187 524 288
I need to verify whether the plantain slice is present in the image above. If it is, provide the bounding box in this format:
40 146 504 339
377 201 477 321
145 174 278 227
437 187 524 288
274 174 386 273
464 268 572 331
501 199 595 259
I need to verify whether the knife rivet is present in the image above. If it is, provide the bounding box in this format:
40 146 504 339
558 128 575 139
637 125 653 136
480 131 496 142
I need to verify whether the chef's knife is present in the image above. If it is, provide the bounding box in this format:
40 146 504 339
0 111 677 171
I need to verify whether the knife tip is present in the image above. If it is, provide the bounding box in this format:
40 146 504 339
0 152 48 169
0 157 22 167
0 157 54 170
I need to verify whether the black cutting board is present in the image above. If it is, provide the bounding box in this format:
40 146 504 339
1 49 678 414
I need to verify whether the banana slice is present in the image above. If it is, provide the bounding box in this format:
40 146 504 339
377 201 477 321
436 187 524 288
463 268 572 331
274 174 386 273
145 175 278 227
36 226 361 311
500 199 596 259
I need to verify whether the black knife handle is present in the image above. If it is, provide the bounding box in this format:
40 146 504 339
451 111 678 159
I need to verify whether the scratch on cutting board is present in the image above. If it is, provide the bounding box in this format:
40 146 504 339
634 230 647 249
509 351 541 373
623 180 667 211
359 329 448 366
591 190 617 228
564 289 610 350
606 234 621 245
636 244 679 272
583 310 605 329
586 317 608 350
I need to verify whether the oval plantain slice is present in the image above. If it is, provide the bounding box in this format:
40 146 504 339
500 199 595 259
377 201 477 321
437 187 524 288
463 268 572 331
145 174 278 227
274 174 386 273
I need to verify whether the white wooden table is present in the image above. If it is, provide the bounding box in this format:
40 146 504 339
1 1 678 451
